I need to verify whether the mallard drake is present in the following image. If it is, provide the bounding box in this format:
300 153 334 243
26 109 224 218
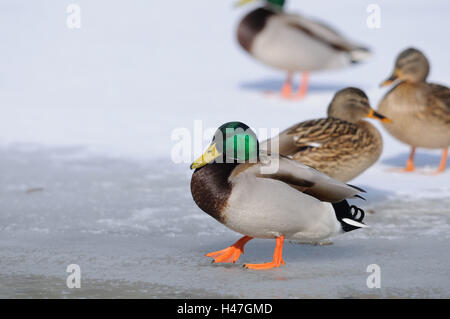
378 48 450 173
236 0 371 99
190 122 367 270
260 88 391 182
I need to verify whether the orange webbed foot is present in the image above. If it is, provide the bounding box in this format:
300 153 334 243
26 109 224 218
403 159 416 172
243 236 285 270
206 247 243 263
386 159 415 173
244 259 285 270
205 236 252 264
432 169 446 175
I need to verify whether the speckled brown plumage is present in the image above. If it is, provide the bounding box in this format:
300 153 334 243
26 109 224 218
288 118 382 182
260 88 385 182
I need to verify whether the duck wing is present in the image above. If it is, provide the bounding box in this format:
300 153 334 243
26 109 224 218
261 118 363 158
231 154 364 203
288 117 359 146
426 83 450 126
281 13 370 61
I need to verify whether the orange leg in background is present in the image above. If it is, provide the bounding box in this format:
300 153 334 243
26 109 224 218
403 146 416 172
280 73 293 99
435 148 448 174
274 72 309 100
205 236 253 263
244 236 286 270
295 72 309 99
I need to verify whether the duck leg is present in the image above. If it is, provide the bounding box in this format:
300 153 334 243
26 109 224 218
244 236 286 270
403 146 416 172
295 72 309 99
280 73 293 99
435 148 448 174
205 236 252 263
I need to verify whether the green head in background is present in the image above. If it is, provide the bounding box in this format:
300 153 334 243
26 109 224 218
190 122 259 169
267 0 286 8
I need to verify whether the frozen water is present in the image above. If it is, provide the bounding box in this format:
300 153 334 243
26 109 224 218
1 146 449 298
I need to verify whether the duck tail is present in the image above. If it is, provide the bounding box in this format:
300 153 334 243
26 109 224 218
349 47 372 64
332 200 368 232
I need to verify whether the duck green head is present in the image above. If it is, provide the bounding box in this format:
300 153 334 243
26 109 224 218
267 0 286 8
236 0 286 9
190 122 259 169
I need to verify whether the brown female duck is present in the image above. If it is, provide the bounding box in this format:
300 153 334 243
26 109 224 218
378 48 450 173
261 88 390 182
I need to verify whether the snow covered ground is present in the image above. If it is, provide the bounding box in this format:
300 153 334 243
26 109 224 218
0 0 449 298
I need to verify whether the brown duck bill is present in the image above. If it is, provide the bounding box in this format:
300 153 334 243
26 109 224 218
380 74 398 87
367 109 392 123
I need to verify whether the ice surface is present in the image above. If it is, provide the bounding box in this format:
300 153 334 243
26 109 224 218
0 0 449 298
1 146 450 298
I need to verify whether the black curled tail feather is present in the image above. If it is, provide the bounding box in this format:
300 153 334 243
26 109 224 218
349 205 365 222
332 200 366 232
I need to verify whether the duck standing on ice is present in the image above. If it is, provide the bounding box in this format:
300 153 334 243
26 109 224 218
190 122 367 270
378 48 450 173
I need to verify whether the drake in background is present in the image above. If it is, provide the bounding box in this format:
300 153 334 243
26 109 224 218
236 0 371 99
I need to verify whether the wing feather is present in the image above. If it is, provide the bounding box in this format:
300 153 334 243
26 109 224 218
234 154 364 203
281 13 363 52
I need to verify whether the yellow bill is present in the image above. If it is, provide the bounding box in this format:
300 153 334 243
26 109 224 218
367 109 392 123
190 143 221 169
235 0 257 7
